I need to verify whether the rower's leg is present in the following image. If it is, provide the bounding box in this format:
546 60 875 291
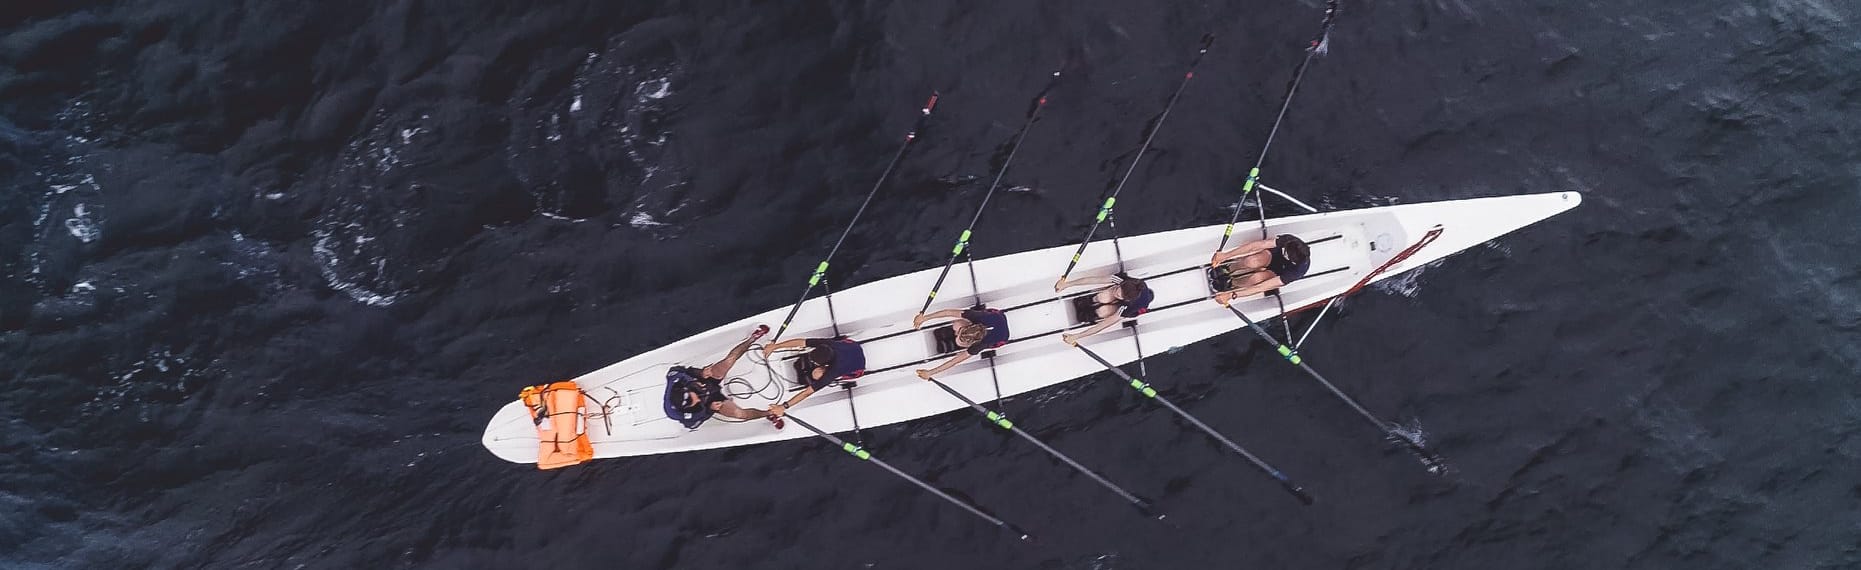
702 336 758 380
1215 272 1279 304
1240 250 1273 269
1226 275 1286 300
712 400 767 420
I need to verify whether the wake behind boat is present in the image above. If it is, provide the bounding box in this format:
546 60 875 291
481 191 1581 464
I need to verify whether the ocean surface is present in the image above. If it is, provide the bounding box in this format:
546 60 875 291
4 1 1858 568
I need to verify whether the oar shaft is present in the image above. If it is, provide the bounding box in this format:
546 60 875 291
785 413 1034 541
775 93 941 341
1223 305 1446 470
923 376 1156 514
921 72 1061 314
1074 346 1313 505
1225 306 1380 427
1059 34 1214 280
1214 0 1343 251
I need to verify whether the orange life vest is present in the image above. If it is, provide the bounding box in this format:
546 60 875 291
519 381 595 470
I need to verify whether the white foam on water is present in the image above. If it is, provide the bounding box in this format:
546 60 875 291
221 230 286 287
1086 553 1121 570
85 347 204 416
1371 259 1445 298
49 175 94 194
628 211 667 228
311 217 404 308
312 226 403 309
64 203 100 243
347 110 430 175
34 102 106 253
308 112 444 307
507 48 690 224
640 77 672 100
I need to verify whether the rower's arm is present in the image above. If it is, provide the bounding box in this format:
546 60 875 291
1055 274 1116 291
922 351 972 377
1224 275 1287 300
1213 239 1277 264
762 338 809 356
913 308 964 328
778 387 816 410
1071 314 1123 340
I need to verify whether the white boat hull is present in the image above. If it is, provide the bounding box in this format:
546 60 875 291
482 191 1582 464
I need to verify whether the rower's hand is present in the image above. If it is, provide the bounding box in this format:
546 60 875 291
914 369 932 380
1053 277 1068 292
767 404 787 417
912 313 928 329
1210 253 1222 266
1062 334 1079 346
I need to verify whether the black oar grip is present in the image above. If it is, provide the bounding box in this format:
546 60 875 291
1287 483 1315 506
1008 523 1035 542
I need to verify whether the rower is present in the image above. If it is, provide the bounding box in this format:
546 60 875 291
1209 234 1310 305
1054 273 1154 346
761 336 867 422
664 325 778 428
911 305 1010 379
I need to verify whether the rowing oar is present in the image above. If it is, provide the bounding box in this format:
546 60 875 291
1073 345 1314 505
921 374 1161 518
784 413 1035 541
919 69 1063 314
1214 0 1340 251
1210 0 1341 346
772 92 941 341
1223 305 1448 473
1057 34 1214 281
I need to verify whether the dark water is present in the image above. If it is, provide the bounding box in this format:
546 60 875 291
4 1 1858 568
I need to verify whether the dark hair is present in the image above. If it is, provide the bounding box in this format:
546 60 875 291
1277 235 1310 265
1118 277 1147 300
807 344 836 367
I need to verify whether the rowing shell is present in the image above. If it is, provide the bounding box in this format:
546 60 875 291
482 191 1581 464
